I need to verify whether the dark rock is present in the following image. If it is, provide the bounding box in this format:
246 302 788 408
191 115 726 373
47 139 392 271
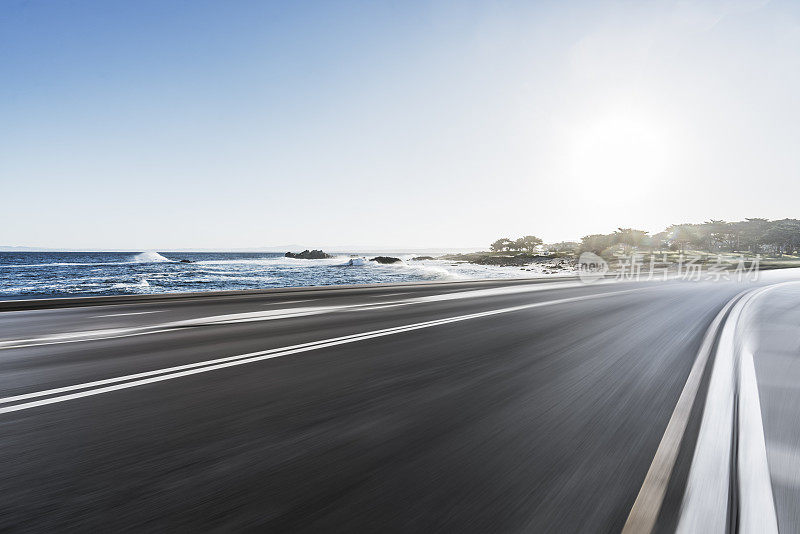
411 256 435 261
470 254 541 266
437 252 576 268
285 249 332 259
370 256 402 264
179 259 194 263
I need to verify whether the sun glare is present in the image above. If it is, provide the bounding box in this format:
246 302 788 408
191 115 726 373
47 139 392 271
565 111 674 205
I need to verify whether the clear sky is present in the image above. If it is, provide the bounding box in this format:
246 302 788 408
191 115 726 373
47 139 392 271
2 0 799 250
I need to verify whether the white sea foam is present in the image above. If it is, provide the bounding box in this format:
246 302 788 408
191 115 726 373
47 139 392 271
132 251 172 263
196 254 559 281
196 255 352 267
378 261 462 280
370 258 486 280
0 251 576 297
111 278 151 290
0 261 128 268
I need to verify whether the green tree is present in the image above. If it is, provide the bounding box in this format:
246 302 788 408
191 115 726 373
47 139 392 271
762 220 800 255
613 228 648 250
518 235 543 253
739 218 770 252
490 238 513 252
665 224 697 253
701 220 736 251
579 234 614 256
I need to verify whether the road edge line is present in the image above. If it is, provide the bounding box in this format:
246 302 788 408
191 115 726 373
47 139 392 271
676 283 788 533
621 290 745 534
737 348 778 532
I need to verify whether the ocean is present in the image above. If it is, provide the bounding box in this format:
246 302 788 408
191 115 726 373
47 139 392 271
0 251 559 299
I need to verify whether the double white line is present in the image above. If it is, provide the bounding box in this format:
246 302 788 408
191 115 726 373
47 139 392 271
0 288 640 415
625 283 786 533
677 284 780 533
0 281 588 350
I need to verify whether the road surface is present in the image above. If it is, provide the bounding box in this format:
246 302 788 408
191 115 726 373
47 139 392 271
0 274 798 532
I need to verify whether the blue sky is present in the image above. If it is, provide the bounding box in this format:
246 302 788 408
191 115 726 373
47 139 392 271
2 0 799 249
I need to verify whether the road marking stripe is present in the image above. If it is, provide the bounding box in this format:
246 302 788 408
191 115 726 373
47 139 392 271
0 318 448 405
91 311 164 318
0 281 587 350
677 283 787 533
0 287 642 415
0 307 351 349
738 349 778 533
622 290 745 534
675 290 756 533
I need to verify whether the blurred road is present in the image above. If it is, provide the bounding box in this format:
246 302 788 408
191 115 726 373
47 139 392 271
742 283 800 533
0 274 798 532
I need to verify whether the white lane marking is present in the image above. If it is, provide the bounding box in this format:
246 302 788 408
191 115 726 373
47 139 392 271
677 288 760 533
1 327 134 346
92 311 164 318
0 280 595 350
174 306 356 325
406 281 586 304
677 283 788 533
622 290 746 534
738 349 778 533
0 287 642 414
0 306 357 349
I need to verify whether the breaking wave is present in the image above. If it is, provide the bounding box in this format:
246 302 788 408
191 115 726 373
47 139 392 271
132 251 172 263
0 251 573 297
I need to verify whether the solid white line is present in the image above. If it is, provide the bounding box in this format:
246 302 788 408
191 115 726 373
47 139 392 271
676 287 759 533
0 287 642 415
0 306 349 349
622 290 745 534
0 318 442 405
738 349 778 533
0 325 203 350
92 311 163 318
0 281 586 350
677 283 788 533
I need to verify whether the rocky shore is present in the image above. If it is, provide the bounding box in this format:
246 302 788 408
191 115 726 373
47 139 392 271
370 256 402 264
285 250 332 259
436 252 575 273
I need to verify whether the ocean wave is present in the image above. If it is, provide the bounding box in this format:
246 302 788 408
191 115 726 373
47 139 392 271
374 258 556 281
132 251 172 263
0 251 575 297
376 261 463 280
0 251 172 268
111 278 151 290
0 261 132 268
195 255 353 267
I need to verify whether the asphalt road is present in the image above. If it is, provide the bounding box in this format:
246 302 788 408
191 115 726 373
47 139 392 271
0 274 797 532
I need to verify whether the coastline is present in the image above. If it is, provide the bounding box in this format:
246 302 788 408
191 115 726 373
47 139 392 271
0 251 576 299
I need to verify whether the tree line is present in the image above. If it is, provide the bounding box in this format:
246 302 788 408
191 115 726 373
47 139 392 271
490 235 543 253
577 218 800 256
